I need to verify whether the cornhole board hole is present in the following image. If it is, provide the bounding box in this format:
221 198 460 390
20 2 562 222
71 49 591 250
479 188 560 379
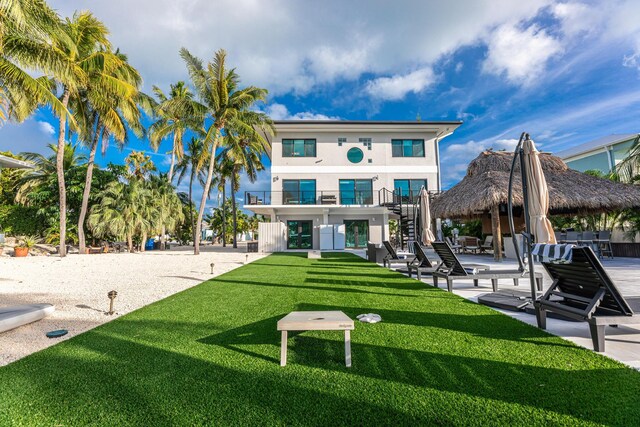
0 304 55 333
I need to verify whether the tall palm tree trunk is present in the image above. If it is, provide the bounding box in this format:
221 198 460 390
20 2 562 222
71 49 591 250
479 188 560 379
231 170 238 249
221 184 226 247
161 144 177 250
141 231 147 252
127 233 133 253
189 168 195 246
78 121 101 254
56 87 71 257
194 129 220 255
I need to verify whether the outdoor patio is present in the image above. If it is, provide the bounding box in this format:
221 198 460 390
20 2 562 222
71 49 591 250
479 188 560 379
407 249 640 369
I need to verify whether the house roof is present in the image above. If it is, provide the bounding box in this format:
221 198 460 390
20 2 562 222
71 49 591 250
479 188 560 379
0 154 32 169
431 150 640 218
272 120 463 125
556 134 638 160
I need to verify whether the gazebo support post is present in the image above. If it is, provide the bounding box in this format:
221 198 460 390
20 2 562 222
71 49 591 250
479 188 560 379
491 204 503 261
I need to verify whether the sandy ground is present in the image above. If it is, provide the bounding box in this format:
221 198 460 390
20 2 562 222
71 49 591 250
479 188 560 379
0 244 267 366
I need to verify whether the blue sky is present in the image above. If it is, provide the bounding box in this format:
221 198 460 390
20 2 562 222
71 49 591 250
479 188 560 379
3 0 640 213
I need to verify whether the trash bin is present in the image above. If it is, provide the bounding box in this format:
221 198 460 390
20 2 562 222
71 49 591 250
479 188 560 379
145 238 155 251
153 241 161 250
247 241 258 252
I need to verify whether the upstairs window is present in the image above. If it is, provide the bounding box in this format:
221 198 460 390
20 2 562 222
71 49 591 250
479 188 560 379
391 139 425 157
282 139 316 157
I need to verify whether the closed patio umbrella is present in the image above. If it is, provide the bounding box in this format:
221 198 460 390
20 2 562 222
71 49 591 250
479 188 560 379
419 187 435 245
522 138 556 245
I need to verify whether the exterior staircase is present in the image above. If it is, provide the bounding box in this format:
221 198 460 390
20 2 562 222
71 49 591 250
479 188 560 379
379 188 419 250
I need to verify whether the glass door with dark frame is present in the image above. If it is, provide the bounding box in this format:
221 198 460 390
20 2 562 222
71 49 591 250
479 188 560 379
394 179 427 203
282 180 316 205
339 179 373 205
287 220 313 249
344 220 369 248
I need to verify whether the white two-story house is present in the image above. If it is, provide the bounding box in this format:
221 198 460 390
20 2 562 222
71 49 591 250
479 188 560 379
244 120 461 250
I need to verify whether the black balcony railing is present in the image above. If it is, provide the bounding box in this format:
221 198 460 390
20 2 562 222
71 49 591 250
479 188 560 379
244 190 378 206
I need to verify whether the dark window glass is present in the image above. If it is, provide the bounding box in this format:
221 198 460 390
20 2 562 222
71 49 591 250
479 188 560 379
340 179 373 204
282 139 316 157
283 179 316 204
391 139 425 157
394 179 427 202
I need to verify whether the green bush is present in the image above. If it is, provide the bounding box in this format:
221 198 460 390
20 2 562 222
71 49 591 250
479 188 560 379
0 205 46 237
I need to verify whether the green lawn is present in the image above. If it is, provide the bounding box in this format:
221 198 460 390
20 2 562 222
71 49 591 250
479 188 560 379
1 252 639 426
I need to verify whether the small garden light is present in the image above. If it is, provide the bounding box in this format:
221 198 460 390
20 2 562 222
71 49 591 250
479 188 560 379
245 254 248 264
210 263 215 274
107 290 118 315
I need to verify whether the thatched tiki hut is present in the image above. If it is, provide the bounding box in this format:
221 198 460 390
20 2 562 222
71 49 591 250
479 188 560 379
431 150 640 260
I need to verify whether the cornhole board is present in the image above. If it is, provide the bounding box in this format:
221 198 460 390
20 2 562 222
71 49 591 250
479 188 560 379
277 310 354 367
308 250 322 259
0 304 55 333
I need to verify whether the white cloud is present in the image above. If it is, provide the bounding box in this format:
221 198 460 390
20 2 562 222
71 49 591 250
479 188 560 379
483 23 563 86
262 103 340 121
365 67 436 101
552 2 600 37
37 120 55 136
441 137 520 184
48 0 551 97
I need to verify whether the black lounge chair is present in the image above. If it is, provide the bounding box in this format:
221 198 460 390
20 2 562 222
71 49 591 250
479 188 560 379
382 241 415 268
534 246 640 352
405 241 491 280
431 241 543 292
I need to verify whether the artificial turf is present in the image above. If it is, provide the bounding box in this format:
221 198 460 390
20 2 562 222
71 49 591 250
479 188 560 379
1 252 639 426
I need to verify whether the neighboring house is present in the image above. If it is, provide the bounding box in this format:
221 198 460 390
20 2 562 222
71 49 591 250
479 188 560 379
556 134 638 174
244 120 461 250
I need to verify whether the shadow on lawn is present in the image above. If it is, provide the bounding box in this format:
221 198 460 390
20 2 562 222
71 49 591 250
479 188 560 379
4 332 426 425
194 313 640 425
213 278 417 298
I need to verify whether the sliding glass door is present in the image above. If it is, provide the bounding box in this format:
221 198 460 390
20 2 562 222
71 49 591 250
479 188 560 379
287 221 313 249
339 179 373 205
283 180 316 205
345 220 369 248
394 179 427 202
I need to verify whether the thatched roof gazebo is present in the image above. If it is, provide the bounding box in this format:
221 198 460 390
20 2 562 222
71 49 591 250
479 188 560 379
432 150 640 259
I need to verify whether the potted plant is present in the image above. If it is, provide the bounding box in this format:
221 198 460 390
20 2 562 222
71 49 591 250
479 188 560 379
14 236 36 257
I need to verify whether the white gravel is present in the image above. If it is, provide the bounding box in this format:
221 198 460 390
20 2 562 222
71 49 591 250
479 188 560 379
0 245 267 366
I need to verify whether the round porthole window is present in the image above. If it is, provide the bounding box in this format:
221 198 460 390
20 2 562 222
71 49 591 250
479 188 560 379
347 147 364 163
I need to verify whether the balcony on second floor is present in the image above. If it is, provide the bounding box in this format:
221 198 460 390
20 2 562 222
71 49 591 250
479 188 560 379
244 190 378 206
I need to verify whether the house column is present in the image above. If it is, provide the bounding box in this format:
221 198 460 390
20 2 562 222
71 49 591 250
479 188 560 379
491 204 503 261
382 211 389 242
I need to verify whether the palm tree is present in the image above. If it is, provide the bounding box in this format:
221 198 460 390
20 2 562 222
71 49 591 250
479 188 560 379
76 48 149 254
149 81 201 182
618 136 640 183
219 130 269 248
47 12 117 256
125 151 156 180
0 0 73 124
213 154 234 246
148 173 185 249
175 137 210 245
16 143 87 204
180 47 274 254
88 180 148 252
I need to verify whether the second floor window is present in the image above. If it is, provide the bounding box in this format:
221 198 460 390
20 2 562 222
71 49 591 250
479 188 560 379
392 139 425 157
283 179 316 204
282 139 316 157
339 179 373 205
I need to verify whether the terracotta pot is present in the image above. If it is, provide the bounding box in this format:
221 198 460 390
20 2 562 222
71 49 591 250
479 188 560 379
14 247 29 257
